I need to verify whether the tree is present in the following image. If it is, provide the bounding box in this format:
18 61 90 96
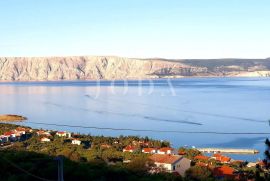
185 166 213 181
126 157 154 174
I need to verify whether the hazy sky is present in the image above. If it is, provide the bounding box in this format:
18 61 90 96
0 0 269 59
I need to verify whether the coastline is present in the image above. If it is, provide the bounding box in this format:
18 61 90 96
0 75 269 83
0 115 27 122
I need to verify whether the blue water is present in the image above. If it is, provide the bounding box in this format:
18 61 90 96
0 77 270 161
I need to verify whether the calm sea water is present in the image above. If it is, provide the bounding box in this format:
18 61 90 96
0 78 270 161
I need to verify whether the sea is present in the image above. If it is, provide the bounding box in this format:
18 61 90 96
0 77 270 161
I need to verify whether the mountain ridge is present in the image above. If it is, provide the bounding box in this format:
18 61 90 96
0 56 270 81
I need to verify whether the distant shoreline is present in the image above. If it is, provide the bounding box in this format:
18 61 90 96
0 76 269 84
0 115 27 122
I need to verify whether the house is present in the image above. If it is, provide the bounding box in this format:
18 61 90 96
36 130 51 136
71 139 81 145
213 165 236 179
56 131 71 138
14 128 26 135
142 148 157 154
212 153 231 163
194 155 210 166
247 162 257 168
194 155 210 161
149 154 191 176
41 137 51 142
157 147 175 155
0 135 9 143
123 145 137 153
139 140 149 147
4 131 17 141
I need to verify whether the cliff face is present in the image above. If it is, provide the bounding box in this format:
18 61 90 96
0 56 269 81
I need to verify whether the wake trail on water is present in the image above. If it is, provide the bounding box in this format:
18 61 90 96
84 95 267 124
43 101 202 126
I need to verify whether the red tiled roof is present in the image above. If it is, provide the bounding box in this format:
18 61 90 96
149 154 182 164
143 148 156 152
212 154 231 163
123 145 136 151
158 147 173 152
4 131 15 136
15 127 26 131
194 155 209 160
57 131 66 134
213 166 235 177
213 153 222 158
220 156 231 163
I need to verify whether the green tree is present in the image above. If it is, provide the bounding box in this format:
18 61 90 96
185 166 213 181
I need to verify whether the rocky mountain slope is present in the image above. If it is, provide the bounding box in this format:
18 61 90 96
0 56 269 81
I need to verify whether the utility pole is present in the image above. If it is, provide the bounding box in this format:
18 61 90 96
55 155 64 181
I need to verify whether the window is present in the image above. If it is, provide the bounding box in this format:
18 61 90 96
173 166 175 170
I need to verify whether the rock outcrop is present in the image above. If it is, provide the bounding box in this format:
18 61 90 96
0 56 269 81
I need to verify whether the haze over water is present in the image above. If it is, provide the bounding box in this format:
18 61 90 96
0 77 270 161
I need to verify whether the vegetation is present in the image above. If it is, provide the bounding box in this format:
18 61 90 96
1 123 183 181
185 166 213 181
178 147 201 160
0 150 183 181
1 123 266 181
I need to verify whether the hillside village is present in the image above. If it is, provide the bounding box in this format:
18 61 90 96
0 123 269 180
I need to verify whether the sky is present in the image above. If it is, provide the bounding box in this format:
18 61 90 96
0 0 269 59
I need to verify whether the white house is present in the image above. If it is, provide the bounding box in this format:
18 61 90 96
71 139 81 145
149 154 191 176
247 162 257 168
142 148 157 154
56 131 71 138
157 147 176 155
4 132 17 141
36 130 51 136
41 137 51 142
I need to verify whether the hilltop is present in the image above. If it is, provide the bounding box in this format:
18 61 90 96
0 56 270 81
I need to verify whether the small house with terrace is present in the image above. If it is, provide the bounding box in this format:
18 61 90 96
149 154 191 176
